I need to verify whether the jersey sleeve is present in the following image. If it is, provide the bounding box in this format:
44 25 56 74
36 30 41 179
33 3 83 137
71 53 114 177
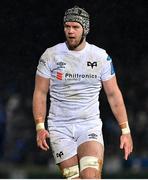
101 54 115 81
36 49 51 78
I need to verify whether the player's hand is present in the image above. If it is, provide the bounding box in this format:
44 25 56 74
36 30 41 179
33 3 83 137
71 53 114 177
36 129 50 151
120 133 133 160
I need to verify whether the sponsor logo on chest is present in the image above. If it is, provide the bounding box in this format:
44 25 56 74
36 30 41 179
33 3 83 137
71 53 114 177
55 61 99 81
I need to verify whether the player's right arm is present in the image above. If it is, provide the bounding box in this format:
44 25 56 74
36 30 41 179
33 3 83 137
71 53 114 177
33 74 50 151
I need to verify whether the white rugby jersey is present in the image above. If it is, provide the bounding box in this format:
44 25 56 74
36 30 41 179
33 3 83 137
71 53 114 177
36 42 115 125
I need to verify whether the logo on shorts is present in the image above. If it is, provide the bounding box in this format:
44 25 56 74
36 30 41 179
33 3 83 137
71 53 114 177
56 151 64 158
88 133 98 139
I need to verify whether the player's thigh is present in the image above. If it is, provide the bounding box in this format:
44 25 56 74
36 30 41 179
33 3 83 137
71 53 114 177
58 155 78 170
77 141 104 178
78 141 104 160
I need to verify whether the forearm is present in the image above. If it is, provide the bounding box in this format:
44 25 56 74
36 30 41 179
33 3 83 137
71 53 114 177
33 90 47 125
107 89 128 125
33 90 50 151
103 78 133 158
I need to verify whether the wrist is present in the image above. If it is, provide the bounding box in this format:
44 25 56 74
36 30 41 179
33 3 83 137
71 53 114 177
36 122 45 131
119 121 130 135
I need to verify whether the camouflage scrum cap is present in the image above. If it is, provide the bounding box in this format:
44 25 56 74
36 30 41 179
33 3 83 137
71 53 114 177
63 6 90 36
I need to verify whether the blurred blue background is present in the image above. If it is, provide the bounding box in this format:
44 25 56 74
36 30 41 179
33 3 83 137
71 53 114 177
0 0 148 178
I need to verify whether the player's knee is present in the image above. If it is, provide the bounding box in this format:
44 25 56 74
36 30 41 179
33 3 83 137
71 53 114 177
80 167 101 179
79 156 103 179
63 165 79 179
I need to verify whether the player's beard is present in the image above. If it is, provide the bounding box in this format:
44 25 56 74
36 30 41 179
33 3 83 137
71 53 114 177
66 34 84 50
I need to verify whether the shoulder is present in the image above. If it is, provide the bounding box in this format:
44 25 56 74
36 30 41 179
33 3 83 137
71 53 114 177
43 42 66 56
87 43 108 60
39 43 66 62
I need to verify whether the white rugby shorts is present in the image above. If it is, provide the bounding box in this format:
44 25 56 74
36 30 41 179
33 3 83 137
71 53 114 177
48 121 104 164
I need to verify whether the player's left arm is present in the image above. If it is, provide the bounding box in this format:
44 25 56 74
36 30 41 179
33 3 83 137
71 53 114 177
102 76 133 160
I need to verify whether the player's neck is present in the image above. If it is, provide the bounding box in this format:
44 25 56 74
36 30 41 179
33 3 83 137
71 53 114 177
74 40 86 51
66 39 86 51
